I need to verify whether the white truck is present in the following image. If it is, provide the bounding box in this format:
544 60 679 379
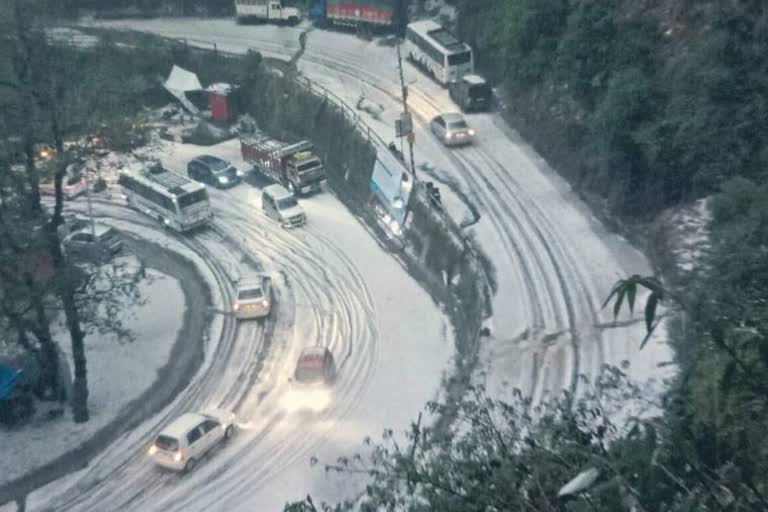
234 0 301 25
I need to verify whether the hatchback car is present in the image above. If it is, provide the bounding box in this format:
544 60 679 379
187 155 243 189
233 275 272 320
430 113 475 146
62 223 122 262
148 411 235 473
293 346 336 385
262 184 306 228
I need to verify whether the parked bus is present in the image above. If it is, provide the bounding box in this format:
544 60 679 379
118 162 213 232
404 20 473 85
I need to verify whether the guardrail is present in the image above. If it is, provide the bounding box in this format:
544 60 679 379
291 74 390 152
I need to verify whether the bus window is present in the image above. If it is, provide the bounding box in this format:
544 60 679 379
447 51 471 66
177 189 209 209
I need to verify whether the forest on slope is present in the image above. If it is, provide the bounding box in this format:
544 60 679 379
454 0 767 217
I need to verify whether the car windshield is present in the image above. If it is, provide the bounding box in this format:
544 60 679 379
155 435 179 451
450 120 469 130
277 196 298 209
177 189 209 209
297 161 319 173
238 287 263 300
204 158 229 171
295 356 325 382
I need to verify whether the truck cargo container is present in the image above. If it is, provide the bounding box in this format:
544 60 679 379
309 0 402 29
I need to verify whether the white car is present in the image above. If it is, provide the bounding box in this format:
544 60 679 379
430 112 475 146
262 184 306 228
233 275 273 320
148 411 235 472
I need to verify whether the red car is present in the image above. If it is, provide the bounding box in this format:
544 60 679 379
294 346 336 385
39 174 88 200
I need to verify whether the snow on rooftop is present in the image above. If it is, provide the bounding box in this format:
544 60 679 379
463 74 486 85
206 82 236 95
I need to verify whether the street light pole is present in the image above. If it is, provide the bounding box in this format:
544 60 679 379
396 43 416 180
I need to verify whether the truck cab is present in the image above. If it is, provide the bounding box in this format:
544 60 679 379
268 1 300 22
235 0 300 24
283 143 325 195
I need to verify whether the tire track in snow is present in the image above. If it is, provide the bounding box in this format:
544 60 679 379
39 190 379 511
34 205 248 512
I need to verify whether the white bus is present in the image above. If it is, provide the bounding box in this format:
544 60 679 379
405 20 474 85
118 163 213 232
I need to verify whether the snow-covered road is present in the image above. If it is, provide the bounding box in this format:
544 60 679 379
81 17 671 396
10 138 451 511
9 17 675 511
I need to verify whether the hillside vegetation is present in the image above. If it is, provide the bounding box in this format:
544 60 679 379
454 0 767 217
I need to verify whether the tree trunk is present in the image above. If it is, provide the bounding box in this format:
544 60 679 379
46 147 90 423
31 292 62 401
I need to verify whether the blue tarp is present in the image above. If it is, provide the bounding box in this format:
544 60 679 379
0 365 22 400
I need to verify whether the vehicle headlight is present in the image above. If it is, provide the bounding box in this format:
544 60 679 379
233 303 240 311
173 451 183 462
218 176 229 184
148 445 157 456
236 169 244 177
261 299 270 307
468 129 476 136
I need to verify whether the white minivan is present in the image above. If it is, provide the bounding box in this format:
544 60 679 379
148 411 235 472
262 184 306 228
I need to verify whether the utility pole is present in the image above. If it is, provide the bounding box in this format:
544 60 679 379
396 42 417 180
86 137 97 237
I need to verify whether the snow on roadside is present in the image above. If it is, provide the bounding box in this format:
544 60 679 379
45 27 100 48
658 198 712 274
0 258 184 487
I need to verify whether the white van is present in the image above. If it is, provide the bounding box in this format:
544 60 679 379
262 184 305 228
147 411 235 472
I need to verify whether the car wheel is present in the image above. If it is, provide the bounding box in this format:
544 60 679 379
184 457 197 473
224 425 234 440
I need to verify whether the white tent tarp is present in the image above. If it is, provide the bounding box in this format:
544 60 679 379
163 65 203 114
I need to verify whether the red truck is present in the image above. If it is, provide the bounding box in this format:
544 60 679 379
240 137 326 196
309 0 400 28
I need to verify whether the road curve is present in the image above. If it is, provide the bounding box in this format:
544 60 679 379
82 17 669 397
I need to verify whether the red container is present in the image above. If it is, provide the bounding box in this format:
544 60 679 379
209 92 231 123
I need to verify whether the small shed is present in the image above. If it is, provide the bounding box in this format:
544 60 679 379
206 83 239 123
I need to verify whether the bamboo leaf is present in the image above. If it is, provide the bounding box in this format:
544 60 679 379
626 281 637 314
639 323 658 350
645 293 659 333
601 280 625 310
612 286 626 319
